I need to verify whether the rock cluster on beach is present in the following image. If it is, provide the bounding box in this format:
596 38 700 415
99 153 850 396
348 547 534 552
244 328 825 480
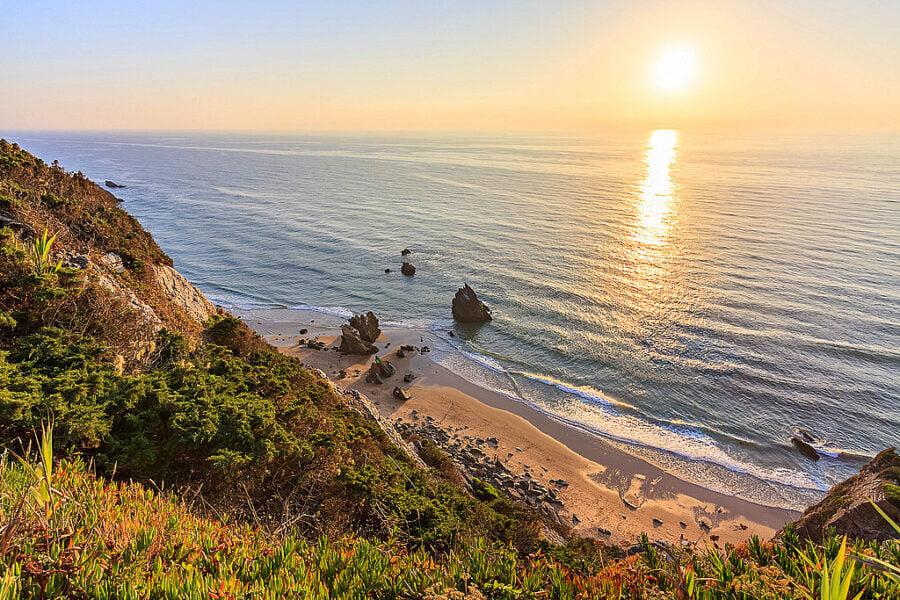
366 359 396 384
396 417 566 525
339 311 382 354
339 324 377 354
349 311 381 343
452 283 492 322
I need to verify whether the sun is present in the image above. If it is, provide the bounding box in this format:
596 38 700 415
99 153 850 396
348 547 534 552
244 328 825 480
650 45 699 94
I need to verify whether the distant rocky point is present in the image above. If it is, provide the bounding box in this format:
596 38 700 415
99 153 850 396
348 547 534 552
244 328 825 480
105 180 126 189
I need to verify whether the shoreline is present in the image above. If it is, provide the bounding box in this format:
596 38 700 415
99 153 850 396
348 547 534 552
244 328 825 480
237 307 799 547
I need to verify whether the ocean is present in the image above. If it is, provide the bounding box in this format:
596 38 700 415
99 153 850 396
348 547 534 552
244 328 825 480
9 130 899 510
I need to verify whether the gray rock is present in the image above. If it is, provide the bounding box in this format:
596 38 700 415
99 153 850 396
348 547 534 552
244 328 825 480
100 252 125 273
365 359 396 384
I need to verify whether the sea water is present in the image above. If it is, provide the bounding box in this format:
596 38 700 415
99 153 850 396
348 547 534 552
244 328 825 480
10 130 899 509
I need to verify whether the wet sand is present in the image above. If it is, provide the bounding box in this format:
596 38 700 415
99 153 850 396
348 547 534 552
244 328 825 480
238 308 798 548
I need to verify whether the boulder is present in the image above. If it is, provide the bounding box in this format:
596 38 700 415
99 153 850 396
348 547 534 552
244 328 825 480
339 324 377 355
782 447 900 542
452 283 492 322
349 311 381 343
401 248 411 256
393 386 411 401
401 262 416 276
105 180 126 189
366 359 396 384
791 436 820 461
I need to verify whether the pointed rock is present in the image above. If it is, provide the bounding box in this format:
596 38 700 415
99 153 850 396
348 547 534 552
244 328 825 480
349 311 381 343
452 283 492 322
339 324 377 355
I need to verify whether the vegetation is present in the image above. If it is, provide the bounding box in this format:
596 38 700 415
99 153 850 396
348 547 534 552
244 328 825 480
0 139 897 597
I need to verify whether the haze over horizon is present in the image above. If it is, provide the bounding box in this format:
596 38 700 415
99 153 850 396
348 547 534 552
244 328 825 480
3 0 899 133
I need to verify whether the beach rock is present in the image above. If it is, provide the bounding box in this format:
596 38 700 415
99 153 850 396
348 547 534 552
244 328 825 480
652 518 663 527
104 180 126 189
384 268 392 273
401 262 416 276
349 311 381 343
299 328 308 335
791 436 820 461
401 248 411 256
365 359 395 384
452 283 492 322
339 324 377 355
403 373 416 383
597 527 612 536
100 252 126 273
392 386 411 401
782 447 900 542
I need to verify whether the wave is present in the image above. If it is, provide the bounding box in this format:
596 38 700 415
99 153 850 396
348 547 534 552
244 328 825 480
433 346 834 499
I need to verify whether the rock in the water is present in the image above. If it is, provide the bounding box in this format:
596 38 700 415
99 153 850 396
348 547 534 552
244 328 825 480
339 324 377 355
366 359 396 384
384 268 392 273
782 447 900 542
401 262 416 276
401 248 411 256
452 283 492 322
100 252 126 273
791 436 820 461
299 328 308 335
349 311 381 343
105 180 126 189
393 386 411 401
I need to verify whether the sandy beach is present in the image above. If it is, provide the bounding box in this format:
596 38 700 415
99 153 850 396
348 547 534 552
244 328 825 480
238 308 799 548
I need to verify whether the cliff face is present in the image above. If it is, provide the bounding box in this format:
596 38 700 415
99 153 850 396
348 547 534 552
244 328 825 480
785 448 900 542
0 139 216 360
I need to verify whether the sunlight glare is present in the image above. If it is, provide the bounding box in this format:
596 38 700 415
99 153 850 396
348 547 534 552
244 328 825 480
651 45 698 94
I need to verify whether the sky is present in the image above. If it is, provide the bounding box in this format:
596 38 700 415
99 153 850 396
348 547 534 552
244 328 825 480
2 0 898 133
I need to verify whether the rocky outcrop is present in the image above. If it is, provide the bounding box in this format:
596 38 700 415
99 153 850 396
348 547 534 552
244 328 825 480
105 180 126 189
153 265 217 326
349 311 381 343
339 324 377 355
100 252 126 274
366 359 395 384
401 262 416 276
452 283 492 322
783 447 900 542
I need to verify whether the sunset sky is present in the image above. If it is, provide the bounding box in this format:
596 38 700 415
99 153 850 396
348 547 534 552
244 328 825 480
3 0 898 132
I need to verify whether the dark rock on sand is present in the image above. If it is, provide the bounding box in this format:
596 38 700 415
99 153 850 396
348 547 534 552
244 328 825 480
782 447 900 542
366 359 396 384
104 180 126 189
401 262 416 276
403 373 416 383
791 436 820 461
452 283 492 322
393 386 411 401
349 311 381 343
339 324 377 355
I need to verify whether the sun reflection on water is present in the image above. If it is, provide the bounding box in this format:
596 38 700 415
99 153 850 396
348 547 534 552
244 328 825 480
636 129 678 247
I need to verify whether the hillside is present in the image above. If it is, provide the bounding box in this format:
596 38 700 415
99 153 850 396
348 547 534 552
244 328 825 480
0 139 897 598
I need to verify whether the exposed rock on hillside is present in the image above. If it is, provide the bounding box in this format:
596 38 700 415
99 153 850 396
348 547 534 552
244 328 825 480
154 265 216 325
452 283 492 322
349 311 381 343
784 447 900 542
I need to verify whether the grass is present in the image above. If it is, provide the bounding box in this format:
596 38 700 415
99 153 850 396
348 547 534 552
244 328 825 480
0 433 896 598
